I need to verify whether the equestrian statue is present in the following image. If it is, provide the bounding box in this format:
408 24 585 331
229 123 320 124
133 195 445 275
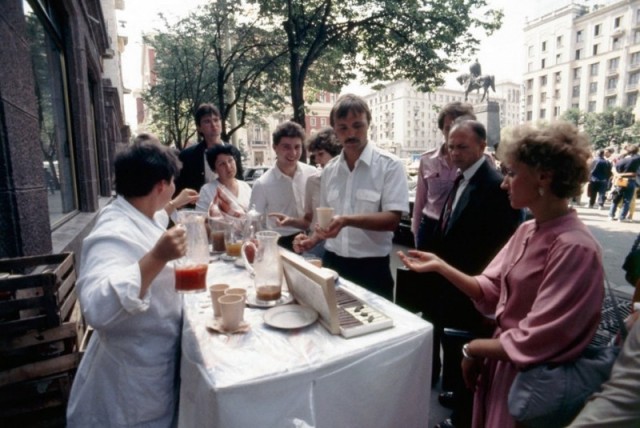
457 59 495 102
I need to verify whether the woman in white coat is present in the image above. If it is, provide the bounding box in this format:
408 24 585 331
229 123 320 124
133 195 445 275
67 141 191 427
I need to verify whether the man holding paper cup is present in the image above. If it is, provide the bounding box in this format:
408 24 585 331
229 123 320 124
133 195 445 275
294 94 409 300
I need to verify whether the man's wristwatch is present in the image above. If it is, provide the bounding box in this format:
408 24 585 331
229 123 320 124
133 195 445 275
462 343 475 360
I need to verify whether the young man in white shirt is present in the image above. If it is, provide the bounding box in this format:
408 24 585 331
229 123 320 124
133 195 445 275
249 121 316 251
295 94 409 299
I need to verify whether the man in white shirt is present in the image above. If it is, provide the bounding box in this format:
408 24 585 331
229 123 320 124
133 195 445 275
295 94 409 299
250 121 317 251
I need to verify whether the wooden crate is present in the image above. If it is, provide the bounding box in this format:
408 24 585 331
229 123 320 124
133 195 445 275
0 322 81 427
0 253 77 337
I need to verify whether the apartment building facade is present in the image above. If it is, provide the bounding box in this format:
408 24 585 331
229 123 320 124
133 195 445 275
364 80 522 160
523 0 640 123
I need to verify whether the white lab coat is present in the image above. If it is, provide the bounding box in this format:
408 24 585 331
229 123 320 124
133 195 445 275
67 197 182 427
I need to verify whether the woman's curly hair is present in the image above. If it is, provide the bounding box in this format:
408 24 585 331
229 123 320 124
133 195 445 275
498 121 591 198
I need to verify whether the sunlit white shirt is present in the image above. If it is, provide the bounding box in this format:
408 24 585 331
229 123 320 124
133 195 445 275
321 143 409 258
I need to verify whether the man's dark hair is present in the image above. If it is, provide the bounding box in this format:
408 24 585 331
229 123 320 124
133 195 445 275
194 103 221 127
330 94 372 127
115 141 181 197
206 144 236 172
307 127 341 157
272 121 306 146
437 102 476 130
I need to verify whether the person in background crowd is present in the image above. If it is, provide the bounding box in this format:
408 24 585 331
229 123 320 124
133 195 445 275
610 144 640 222
249 121 317 251
588 149 613 209
399 121 604 428
67 140 191 427
294 94 408 301
412 102 476 251
269 127 341 258
196 144 251 215
174 103 243 200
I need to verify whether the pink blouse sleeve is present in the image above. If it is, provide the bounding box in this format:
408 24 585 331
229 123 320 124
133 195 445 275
473 244 508 315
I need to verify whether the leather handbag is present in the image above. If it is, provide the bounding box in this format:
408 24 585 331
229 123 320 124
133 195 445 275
507 276 627 428
615 176 629 188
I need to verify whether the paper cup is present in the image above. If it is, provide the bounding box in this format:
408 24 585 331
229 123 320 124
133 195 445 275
209 284 229 317
316 207 334 229
218 294 245 331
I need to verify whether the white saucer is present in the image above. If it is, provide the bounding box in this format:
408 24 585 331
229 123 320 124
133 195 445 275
220 254 237 262
234 258 246 268
205 318 250 334
246 291 294 308
264 304 318 330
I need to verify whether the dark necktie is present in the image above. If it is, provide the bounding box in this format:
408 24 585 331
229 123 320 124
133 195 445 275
441 174 464 232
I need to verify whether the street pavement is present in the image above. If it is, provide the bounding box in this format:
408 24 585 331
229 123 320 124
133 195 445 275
390 201 639 427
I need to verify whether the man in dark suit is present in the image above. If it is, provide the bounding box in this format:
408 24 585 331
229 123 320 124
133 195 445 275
174 103 243 198
429 119 522 428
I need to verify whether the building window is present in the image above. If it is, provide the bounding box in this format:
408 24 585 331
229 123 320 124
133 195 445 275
572 103 579 109
527 62 533 72
614 16 622 28
554 89 560 99
540 109 546 119
613 37 621 50
572 85 580 97
526 79 533 90
310 117 316 126
556 35 563 48
608 77 618 90
588 101 596 112
593 44 599 55
554 106 560 117
594 24 601 37
609 57 620 71
606 96 617 108
577 30 583 43
556 54 561 64
541 58 546 69
631 51 640 65
526 111 533 121
629 71 640 86
542 41 547 52
528 45 534 57
24 2 78 226
575 49 581 60
627 92 638 107
635 30 640 44
589 82 598 94
527 95 533 106
573 67 581 79
540 76 547 86
555 72 561 83
541 92 547 103
590 63 599 76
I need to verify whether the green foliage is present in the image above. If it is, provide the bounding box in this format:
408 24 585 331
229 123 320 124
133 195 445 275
142 2 287 149
562 107 637 151
249 0 503 125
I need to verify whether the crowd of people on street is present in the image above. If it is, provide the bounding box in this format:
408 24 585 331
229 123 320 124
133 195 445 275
65 94 640 428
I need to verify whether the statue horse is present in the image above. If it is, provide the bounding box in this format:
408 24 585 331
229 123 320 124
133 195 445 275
456 73 495 102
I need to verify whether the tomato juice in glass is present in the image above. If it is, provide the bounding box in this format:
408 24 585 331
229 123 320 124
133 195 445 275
175 264 208 292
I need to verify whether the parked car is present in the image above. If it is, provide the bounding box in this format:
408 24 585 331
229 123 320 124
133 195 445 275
243 166 269 186
393 179 417 247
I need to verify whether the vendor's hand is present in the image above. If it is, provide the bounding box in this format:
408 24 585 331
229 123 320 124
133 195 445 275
396 250 442 273
268 212 294 228
293 233 316 254
315 215 346 239
172 188 199 209
151 224 186 263
462 355 482 391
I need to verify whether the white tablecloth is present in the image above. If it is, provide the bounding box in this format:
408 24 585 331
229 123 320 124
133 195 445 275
178 259 433 428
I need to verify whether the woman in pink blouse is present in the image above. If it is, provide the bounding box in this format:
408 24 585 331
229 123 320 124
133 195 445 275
399 122 604 428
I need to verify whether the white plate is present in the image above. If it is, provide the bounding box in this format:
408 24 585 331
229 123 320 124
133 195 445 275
264 304 318 330
246 291 294 308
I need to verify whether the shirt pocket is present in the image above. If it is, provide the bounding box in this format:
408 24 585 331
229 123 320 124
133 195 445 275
327 188 340 205
355 189 381 213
